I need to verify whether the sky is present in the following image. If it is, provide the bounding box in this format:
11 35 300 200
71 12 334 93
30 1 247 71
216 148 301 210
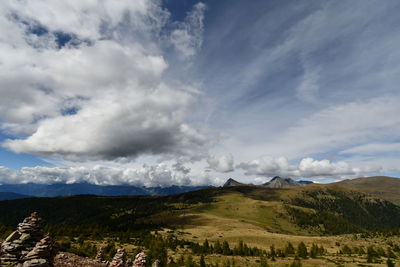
0 0 400 186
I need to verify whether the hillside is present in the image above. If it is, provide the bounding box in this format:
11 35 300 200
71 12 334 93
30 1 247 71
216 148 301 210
0 181 399 239
0 192 32 201
1 181 400 266
330 176 400 205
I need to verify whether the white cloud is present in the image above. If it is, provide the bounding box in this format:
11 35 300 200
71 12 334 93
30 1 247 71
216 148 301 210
0 164 221 187
237 156 380 180
0 1 210 161
169 2 206 59
340 143 400 156
239 95 400 160
207 154 234 173
296 56 320 102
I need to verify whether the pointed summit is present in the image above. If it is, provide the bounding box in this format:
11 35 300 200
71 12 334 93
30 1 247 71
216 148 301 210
223 178 245 187
263 176 311 188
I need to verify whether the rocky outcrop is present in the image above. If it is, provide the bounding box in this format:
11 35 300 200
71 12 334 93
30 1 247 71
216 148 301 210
133 252 147 267
0 212 58 267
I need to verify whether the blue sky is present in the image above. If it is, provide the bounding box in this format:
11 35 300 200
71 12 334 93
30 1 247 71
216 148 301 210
0 0 399 185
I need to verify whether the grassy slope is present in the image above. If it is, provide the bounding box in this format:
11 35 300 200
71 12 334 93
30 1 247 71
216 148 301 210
330 176 400 205
164 179 400 252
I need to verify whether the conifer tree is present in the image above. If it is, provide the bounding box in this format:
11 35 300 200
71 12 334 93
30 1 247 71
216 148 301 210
270 245 276 261
297 242 308 259
203 239 210 254
285 242 295 256
310 244 319 258
222 241 231 255
185 255 195 267
215 240 222 254
199 255 206 267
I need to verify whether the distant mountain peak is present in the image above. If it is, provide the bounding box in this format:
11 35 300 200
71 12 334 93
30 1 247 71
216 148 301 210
263 176 312 188
223 178 245 187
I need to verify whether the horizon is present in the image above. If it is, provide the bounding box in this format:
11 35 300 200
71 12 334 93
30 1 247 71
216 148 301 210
1 0 400 187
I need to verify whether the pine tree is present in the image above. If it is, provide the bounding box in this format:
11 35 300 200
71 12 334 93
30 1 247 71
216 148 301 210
203 239 210 254
185 255 195 267
341 245 352 255
222 241 231 255
297 242 308 259
285 242 295 256
310 244 319 258
199 255 206 267
270 245 276 261
318 245 325 256
215 240 222 254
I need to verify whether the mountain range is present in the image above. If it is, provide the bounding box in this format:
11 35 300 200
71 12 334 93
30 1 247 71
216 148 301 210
0 176 399 237
0 183 208 199
0 176 309 199
223 176 313 188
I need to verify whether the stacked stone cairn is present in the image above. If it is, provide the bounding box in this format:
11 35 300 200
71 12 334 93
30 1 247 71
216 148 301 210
109 248 126 267
0 212 58 266
132 252 147 267
95 246 105 263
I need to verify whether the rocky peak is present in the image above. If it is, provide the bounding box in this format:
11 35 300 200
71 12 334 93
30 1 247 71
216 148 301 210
223 178 245 187
263 176 312 188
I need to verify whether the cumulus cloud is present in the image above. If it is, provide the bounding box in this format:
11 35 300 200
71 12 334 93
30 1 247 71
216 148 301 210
0 164 220 187
237 156 380 180
207 154 234 173
0 1 209 161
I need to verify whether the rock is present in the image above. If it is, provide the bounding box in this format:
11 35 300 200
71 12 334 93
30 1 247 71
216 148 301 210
95 246 105 262
54 252 106 267
133 252 147 267
23 235 59 264
5 231 21 242
23 258 49 267
109 248 126 267
0 213 58 267
151 260 161 267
